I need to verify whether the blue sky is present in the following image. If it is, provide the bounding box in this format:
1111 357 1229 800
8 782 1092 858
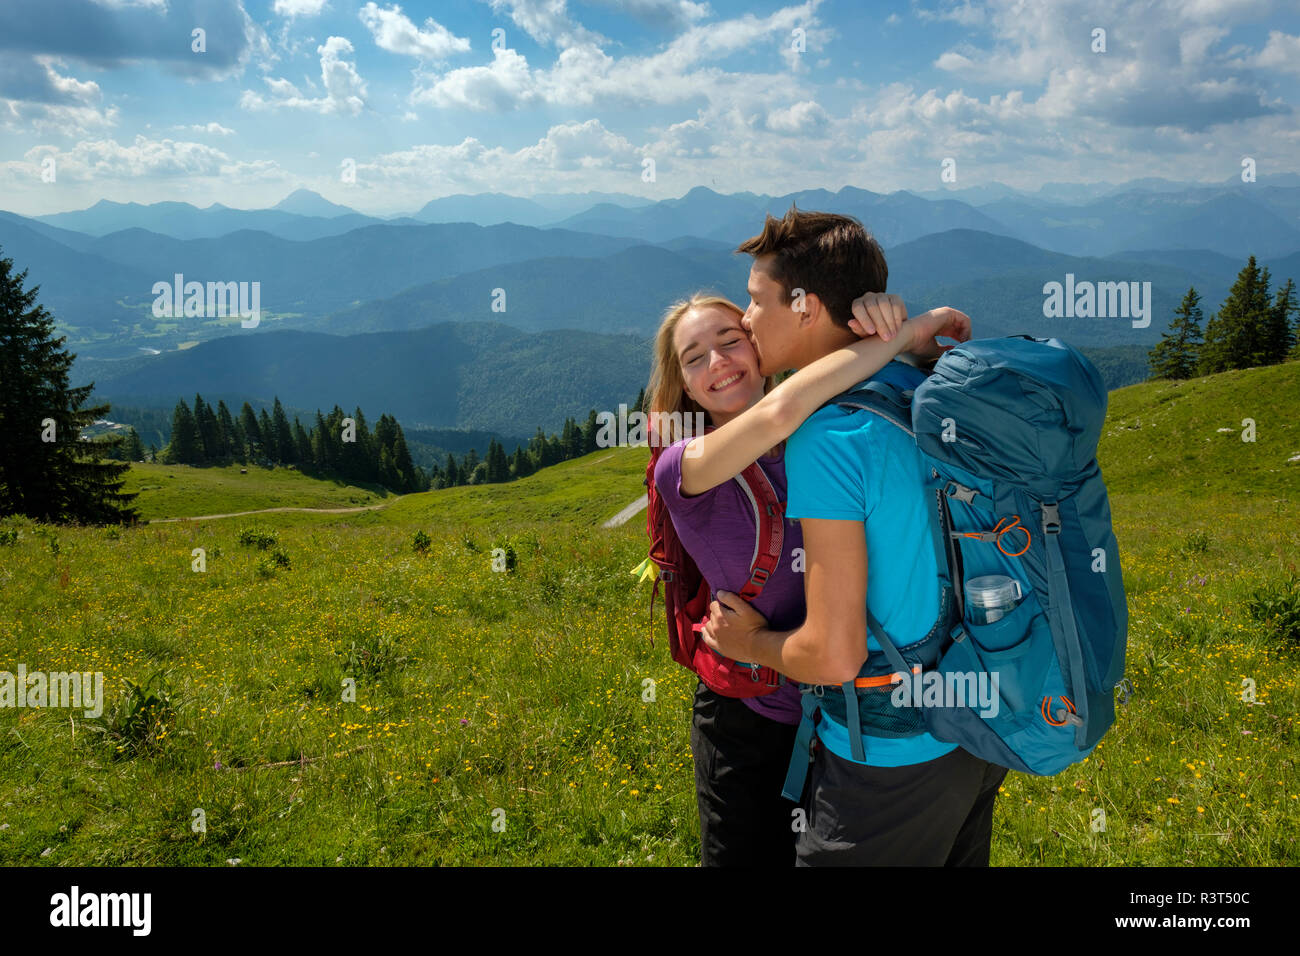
2 0 1298 216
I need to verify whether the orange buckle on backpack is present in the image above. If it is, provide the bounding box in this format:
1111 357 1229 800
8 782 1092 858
1041 695 1076 726
956 514 1031 557
850 664 921 690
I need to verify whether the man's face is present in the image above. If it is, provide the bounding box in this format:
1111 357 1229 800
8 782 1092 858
742 255 802 376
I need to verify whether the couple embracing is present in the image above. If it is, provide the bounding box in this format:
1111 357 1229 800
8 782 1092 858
644 207 1008 867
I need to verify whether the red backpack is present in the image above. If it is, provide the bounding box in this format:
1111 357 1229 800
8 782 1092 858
643 434 787 697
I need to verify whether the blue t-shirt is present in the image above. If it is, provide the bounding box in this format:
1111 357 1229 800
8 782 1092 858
784 360 958 767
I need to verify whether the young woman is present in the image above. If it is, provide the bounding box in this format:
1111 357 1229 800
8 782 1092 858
645 291 969 866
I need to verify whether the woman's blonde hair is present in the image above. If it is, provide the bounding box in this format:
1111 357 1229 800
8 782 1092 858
644 292 777 447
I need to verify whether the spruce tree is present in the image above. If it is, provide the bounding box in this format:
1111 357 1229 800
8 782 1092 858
486 438 511 483
391 427 417 491
215 400 237 460
123 428 146 462
1148 287 1203 380
239 402 262 458
271 397 294 464
196 394 221 462
341 406 373 482
166 399 200 464
1201 257 1270 374
511 445 532 480
1265 278 1296 363
258 408 274 461
293 419 312 466
0 249 137 523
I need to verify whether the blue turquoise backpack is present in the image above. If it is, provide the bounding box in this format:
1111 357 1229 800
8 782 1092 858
781 336 1129 800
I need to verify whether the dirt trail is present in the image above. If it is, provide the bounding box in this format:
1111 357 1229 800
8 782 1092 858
148 502 394 523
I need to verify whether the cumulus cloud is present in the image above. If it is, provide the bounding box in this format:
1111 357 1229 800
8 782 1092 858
173 122 236 135
0 57 116 134
274 0 329 16
927 0 1284 131
412 47 536 110
1247 30 1300 75
359 3 471 60
412 1 820 112
485 0 605 49
241 37 367 115
765 100 829 135
4 134 280 183
361 119 640 196
0 0 257 79
584 0 712 30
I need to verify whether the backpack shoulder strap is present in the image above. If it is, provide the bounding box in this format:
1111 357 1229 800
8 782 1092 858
732 459 784 600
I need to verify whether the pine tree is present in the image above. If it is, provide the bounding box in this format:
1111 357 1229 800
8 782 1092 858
510 445 532 480
1201 257 1270 374
197 395 222 462
1148 287 1203 380
239 402 262 458
379 447 399 490
561 417 582 460
270 398 294 464
0 249 137 523
293 418 312 466
444 453 460 487
341 406 373 482
258 408 274 461
1264 278 1296 363
391 427 417 491
123 428 145 462
230 417 247 463
166 399 200 463
486 438 510 483
215 400 237 460
529 427 548 466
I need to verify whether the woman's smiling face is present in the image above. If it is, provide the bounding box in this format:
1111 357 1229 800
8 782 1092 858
673 303 764 422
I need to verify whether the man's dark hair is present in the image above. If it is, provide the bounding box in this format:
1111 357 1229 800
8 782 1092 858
736 206 888 328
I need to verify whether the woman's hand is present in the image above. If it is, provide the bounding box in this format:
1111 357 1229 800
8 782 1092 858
699 590 770 662
848 292 908 341
847 294 972 361
908 306 972 360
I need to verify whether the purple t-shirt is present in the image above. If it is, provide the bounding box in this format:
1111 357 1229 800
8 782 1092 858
653 437 805 725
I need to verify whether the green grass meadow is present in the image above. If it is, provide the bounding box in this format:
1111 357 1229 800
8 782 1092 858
1 366 1298 866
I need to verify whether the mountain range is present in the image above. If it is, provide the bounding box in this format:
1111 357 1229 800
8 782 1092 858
3 180 1295 439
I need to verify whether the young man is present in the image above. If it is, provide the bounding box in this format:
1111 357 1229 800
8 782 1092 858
701 207 1007 866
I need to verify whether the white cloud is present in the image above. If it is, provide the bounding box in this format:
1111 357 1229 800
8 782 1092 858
584 0 711 30
413 48 537 110
914 0 985 26
6 134 277 182
241 36 367 115
174 122 236 136
925 0 1284 131
766 100 829 134
486 0 605 49
1249 31 1300 75
412 1 821 112
359 3 471 60
0 58 116 135
273 0 329 16
362 119 640 195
